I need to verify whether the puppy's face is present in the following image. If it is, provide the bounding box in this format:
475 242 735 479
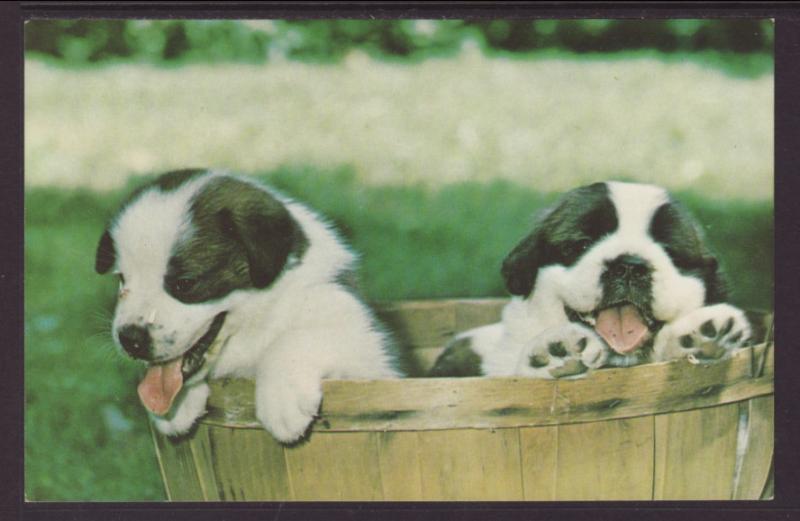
95 170 307 414
502 182 725 357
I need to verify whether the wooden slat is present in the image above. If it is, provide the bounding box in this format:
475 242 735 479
411 346 447 374
150 426 205 501
284 432 383 500
199 426 290 501
417 428 524 500
376 431 423 500
760 460 774 500
653 403 740 500
733 395 774 500
555 416 654 500
375 300 456 350
411 298 506 372
454 299 507 332
186 424 221 500
203 344 773 432
519 426 558 500
374 298 506 350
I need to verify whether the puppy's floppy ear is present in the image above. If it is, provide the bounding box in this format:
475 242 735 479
95 229 116 274
650 199 729 304
698 244 728 304
218 202 301 289
501 228 544 297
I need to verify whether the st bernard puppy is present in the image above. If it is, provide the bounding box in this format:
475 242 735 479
430 181 754 378
95 169 405 443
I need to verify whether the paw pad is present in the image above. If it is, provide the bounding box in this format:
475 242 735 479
719 318 734 337
700 320 717 337
548 342 567 357
529 353 549 368
549 359 587 378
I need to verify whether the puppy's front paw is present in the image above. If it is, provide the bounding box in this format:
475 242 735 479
517 323 609 379
256 377 322 444
653 304 752 362
150 382 210 437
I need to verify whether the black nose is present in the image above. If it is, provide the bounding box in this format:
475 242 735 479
117 324 152 359
607 254 651 279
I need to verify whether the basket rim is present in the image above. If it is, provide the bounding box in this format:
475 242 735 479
203 342 773 432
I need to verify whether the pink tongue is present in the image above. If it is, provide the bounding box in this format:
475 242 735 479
595 304 651 354
137 358 183 416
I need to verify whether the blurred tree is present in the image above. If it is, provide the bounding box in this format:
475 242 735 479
25 18 774 66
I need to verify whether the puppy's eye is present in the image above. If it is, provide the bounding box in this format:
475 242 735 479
173 278 197 295
562 239 591 258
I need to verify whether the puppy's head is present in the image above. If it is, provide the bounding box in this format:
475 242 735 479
502 181 725 357
95 169 307 415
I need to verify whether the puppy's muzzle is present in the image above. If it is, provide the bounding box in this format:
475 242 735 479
606 254 651 279
118 324 153 360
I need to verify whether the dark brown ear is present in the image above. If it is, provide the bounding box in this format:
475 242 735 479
218 202 304 289
501 228 544 297
649 199 728 304
699 252 728 304
95 229 116 274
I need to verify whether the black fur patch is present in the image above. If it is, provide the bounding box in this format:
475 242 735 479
649 201 727 304
94 229 116 274
120 169 211 213
744 310 770 344
164 175 308 304
153 168 208 192
429 336 483 377
502 182 618 297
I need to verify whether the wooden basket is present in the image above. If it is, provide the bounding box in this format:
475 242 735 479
151 299 774 501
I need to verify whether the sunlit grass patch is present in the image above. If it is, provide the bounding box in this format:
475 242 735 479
25 53 773 199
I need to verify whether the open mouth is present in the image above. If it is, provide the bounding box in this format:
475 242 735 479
566 302 661 355
137 312 227 416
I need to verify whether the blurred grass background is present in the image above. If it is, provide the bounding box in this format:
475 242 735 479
24 19 774 500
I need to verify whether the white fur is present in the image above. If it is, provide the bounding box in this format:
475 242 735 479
459 181 747 377
109 171 400 443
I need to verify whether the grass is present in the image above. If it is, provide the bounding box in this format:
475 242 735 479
24 167 773 500
25 53 773 199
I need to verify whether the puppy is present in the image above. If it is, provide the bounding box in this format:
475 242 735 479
430 181 753 378
96 169 405 443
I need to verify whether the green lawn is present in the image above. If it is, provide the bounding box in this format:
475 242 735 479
24 167 773 500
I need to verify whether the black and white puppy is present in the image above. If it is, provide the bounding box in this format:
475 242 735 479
430 181 753 378
96 169 404 443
